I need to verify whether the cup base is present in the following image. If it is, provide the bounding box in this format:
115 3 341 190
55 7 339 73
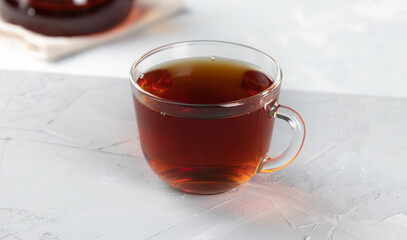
171 180 241 195
144 154 256 194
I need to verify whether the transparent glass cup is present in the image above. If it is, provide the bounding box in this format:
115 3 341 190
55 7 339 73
130 41 305 194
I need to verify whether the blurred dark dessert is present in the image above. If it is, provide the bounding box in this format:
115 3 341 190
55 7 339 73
0 0 133 36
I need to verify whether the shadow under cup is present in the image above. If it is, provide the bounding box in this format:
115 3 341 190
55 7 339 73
130 41 304 195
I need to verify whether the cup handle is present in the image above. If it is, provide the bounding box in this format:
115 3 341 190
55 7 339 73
257 101 306 173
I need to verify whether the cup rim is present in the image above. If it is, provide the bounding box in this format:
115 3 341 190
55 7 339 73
129 40 282 108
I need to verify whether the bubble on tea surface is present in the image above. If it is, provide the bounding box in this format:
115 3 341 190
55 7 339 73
137 69 172 95
242 70 273 96
210 56 216 61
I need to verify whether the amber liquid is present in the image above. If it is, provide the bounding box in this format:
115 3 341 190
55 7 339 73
133 58 276 194
0 0 132 36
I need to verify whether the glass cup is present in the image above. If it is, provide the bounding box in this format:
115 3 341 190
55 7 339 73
130 41 305 194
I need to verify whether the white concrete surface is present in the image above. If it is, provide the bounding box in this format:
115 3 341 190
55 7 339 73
0 71 406 240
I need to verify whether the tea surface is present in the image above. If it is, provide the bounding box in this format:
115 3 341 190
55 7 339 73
137 57 273 104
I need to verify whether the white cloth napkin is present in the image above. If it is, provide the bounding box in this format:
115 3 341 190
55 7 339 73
0 0 184 61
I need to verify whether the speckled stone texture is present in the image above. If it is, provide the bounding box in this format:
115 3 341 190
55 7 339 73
0 70 406 239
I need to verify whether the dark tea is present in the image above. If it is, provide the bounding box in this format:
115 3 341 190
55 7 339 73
133 57 276 194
